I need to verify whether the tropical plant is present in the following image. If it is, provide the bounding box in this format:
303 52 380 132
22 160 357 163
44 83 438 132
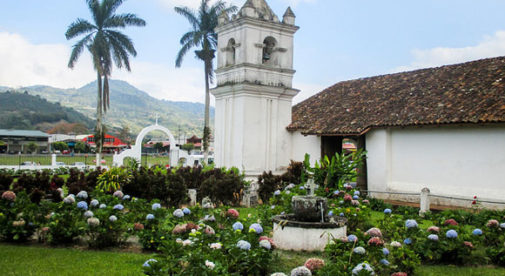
174 0 237 164
65 0 146 160
96 167 131 192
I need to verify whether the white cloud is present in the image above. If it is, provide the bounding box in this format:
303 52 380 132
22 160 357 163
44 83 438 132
0 32 95 89
393 30 505 73
0 31 207 103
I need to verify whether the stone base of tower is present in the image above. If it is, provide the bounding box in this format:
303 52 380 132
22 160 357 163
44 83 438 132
211 82 298 176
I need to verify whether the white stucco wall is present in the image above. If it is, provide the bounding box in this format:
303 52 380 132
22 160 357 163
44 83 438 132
290 131 321 166
366 126 505 207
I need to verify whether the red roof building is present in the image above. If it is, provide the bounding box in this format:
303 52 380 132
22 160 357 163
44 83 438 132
82 134 128 152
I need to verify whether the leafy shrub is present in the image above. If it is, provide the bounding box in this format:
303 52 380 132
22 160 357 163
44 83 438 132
199 168 244 206
257 171 283 203
0 191 38 242
96 167 130 193
0 171 13 192
166 173 187 207
46 200 86 244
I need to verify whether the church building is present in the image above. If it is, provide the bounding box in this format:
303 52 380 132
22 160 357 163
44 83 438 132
211 0 505 207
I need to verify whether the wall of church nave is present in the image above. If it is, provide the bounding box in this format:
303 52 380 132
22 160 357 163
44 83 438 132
366 126 505 208
290 131 321 167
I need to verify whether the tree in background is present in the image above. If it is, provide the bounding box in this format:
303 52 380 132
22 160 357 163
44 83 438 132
52 142 69 152
65 0 146 164
74 141 89 153
118 125 132 146
26 142 38 154
174 0 236 164
154 142 164 153
181 143 194 154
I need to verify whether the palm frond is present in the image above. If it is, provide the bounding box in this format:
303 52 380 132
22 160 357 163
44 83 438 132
68 34 93 68
107 33 132 71
105 30 136 56
86 0 101 28
104 0 124 19
104 13 146 28
65 19 96 39
176 42 194 67
174 6 199 30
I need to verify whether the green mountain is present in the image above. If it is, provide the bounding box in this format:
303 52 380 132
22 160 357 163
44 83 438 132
14 80 213 137
0 90 94 131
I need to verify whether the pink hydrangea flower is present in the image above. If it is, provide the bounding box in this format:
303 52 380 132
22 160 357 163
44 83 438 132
227 208 239 219
172 224 188 234
259 236 276 249
1 191 16 201
463 241 474 249
391 273 408 276
304 258 325 272
365 227 383 238
444 219 458 226
427 226 440 233
368 237 384 246
344 194 352 202
487 219 499 228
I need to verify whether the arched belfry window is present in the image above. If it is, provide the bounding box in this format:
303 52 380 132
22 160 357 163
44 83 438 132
262 37 277 65
225 38 236 66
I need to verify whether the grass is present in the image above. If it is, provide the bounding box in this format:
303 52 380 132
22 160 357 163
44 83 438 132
0 155 170 167
1 243 505 275
0 243 152 276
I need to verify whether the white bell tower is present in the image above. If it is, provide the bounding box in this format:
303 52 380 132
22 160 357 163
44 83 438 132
211 0 299 176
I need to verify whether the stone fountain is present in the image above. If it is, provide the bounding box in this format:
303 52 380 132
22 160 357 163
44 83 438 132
272 180 347 251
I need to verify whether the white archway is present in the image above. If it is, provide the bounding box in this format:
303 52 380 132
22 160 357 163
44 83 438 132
113 124 180 167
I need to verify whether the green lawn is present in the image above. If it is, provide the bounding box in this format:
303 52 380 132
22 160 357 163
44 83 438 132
1 244 504 275
0 155 170 167
0 244 152 276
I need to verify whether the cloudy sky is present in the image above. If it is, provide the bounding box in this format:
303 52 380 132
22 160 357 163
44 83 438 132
2 0 505 104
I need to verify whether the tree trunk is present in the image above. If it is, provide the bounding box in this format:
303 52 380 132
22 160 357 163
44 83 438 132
96 73 103 167
203 59 211 165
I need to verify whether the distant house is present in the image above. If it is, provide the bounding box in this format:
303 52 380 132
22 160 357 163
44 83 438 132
82 134 127 153
186 135 202 150
0 129 49 153
143 140 170 154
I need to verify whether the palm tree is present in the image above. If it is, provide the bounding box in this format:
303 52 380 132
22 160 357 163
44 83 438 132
65 0 145 164
175 0 237 164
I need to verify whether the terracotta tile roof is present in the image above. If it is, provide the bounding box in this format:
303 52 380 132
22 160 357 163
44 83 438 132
288 56 505 135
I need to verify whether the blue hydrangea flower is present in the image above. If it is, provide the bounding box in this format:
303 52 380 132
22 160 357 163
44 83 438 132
232 222 243 231
352 262 374 275
299 186 305 190
144 214 154 220
123 195 131 200
109 215 117 222
68 194 75 198
347 234 358 242
380 259 390 266
152 203 161 210
384 208 392 214
352 195 359 200
472 229 483 236
77 191 88 199
274 190 281 196
83 210 94 218
446 229 458 239
334 190 340 195
353 246 366 254
404 238 412 245
113 204 124 211
428 234 439 241
339 200 344 204
237 240 251 250
182 207 191 215
328 211 334 216
99 203 107 209
173 209 184 218
271 205 276 209
405 219 418 229
500 223 505 229
339 212 345 217
249 223 263 234
90 199 99 207
382 248 389 255
354 191 360 196
77 201 88 210
143 258 157 268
